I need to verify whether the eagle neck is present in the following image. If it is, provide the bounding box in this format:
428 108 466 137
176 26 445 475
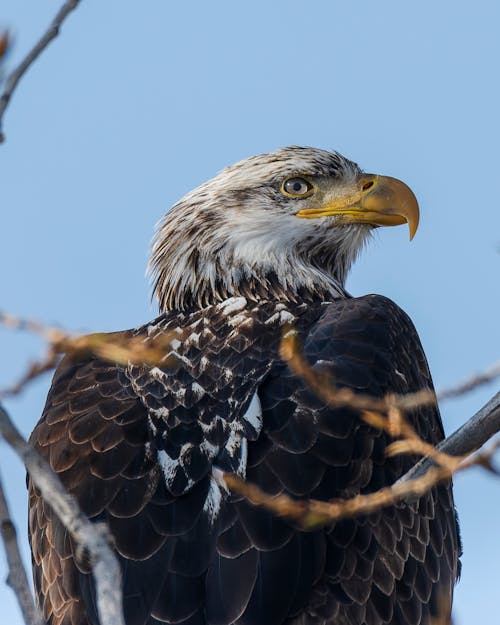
153 255 349 311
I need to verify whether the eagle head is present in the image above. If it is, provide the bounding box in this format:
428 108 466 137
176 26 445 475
149 147 419 311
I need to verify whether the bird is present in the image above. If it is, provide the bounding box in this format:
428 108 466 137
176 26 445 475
28 146 461 625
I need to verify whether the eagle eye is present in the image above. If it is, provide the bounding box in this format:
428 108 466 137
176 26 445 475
282 177 314 198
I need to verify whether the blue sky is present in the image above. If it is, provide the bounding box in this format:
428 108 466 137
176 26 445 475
0 1 499 623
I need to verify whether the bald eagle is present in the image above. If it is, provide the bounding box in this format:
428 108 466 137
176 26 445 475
29 147 460 625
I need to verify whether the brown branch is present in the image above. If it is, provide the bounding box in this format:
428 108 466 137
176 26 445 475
280 331 500 477
0 354 59 399
280 331 500 413
225 334 500 528
1 312 497 408
280 331 379 410
0 403 125 625
222 464 456 529
1 314 499 533
0 0 81 142
232 333 500 527
222 426 499 530
400 392 500 483
0 311 174 398
0 469 44 625
362 406 464 472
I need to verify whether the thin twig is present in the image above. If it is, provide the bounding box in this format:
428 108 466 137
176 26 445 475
0 469 44 625
229 329 500 527
281 332 440 413
1 312 497 408
0 402 125 625
0 311 174 398
221 401 500 529
361 405 466 472
0 0 81 142
222 464 457 529
0 354 59 399
400 392 500 483
437 362 500 401
280 332 500 413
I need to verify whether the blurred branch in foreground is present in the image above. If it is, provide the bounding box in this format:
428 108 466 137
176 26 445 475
222 401 500 529
0 311 174 398
0 311 497 622
1 311 498 528
220 335 500 529
401 391 500 482
0 402 125 625
0 469 44 625
280 330 500 460
280 331 500 414
0 31 9 59
0 0 81 142
0 30 10 81
1 310 498 408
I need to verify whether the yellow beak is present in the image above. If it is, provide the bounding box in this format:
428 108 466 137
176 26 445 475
295 175 420 240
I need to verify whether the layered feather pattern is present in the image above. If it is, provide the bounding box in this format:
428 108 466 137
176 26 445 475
29 295 460 625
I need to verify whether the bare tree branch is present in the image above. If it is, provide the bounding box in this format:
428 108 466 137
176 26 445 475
0 469 44 625
1 312 497 408
400 391 500 483
437 362 500 401
221 464 454 529
221 332 500 528
224 336 500 528
280 331 500 413
1 312 499 568
221 394 500 529
0 402 125 625
0 311 174 398
0 0 81 142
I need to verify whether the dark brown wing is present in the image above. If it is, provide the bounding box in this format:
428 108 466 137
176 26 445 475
28 300 319 625
209 296 460 625
28 353 215 625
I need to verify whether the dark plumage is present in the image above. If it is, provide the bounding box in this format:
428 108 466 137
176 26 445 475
29 147 460 625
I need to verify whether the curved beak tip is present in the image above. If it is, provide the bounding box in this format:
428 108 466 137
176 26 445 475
408 215 419 241
367 175 420 241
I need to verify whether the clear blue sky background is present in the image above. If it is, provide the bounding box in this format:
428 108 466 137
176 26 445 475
1 2 499 623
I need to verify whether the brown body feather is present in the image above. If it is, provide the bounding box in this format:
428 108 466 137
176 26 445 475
29 296 460 625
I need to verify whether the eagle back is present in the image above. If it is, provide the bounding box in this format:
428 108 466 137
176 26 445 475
126 296 326 505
